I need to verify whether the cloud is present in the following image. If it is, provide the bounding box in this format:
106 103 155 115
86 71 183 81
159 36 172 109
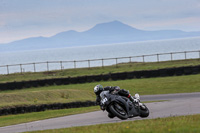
0 21 6 28
0 0 200 43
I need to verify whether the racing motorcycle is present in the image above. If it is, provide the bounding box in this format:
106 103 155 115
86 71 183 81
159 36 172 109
99 90 149 120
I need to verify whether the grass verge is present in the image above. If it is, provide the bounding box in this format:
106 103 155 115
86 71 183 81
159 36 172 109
1 59 200 83
0 106 99 127
28 114 200 133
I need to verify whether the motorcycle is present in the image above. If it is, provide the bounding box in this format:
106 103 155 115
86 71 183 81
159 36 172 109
99 90 149 120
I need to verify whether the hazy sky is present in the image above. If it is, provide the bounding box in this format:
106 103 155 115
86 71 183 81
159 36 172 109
0 0 200 43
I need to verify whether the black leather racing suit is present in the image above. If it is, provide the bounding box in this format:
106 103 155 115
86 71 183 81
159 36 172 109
95 86 131 105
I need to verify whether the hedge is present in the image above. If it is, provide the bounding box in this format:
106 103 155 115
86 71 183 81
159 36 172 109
0 65 200 91
0 101 96 116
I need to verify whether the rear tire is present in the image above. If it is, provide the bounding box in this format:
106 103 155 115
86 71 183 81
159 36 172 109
109 103 128 120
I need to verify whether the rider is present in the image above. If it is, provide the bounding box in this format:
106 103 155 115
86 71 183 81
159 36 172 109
94 84 139 107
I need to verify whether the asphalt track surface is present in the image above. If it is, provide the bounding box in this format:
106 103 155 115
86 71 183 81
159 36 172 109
1 92 200 133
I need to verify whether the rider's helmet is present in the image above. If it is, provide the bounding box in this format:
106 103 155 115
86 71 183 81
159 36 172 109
94 84 104 95
114 86 120 91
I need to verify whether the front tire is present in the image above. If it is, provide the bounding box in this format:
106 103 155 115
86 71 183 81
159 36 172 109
109 103 128 120
139 104 149 118
108 113 115 119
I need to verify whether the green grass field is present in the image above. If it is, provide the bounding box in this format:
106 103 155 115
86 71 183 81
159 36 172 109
1 59 200 83
1 74 200 109
28 114 200 133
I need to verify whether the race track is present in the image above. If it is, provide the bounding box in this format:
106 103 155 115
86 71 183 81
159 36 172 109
1 92 200 133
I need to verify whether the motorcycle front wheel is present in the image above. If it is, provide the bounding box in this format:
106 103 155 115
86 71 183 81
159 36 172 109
109 103 128 120
139 104 149 118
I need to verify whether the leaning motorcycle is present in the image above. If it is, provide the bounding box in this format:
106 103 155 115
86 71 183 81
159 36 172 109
99 90 149 120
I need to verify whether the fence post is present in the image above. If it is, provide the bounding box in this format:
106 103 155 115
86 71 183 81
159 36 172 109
199 51 200 59
33 63 36 72
116 58 118 67
129 57 132 63
199 51 200 58
60 61 63 70
184 51 187 60
88 60 90 68
157 54 159 62
142 55 145 63
7 65 9 74
20 64 22 73
171 53 173 61
74 61 76 69
47 61 49 71
102 59 104 68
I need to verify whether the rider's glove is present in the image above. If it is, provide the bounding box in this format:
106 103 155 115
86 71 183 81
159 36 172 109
96 96 101 105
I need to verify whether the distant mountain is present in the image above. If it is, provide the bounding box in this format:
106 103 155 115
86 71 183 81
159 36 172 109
1 20 200 52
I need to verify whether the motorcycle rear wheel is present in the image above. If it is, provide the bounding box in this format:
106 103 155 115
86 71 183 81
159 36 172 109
109 103 128 120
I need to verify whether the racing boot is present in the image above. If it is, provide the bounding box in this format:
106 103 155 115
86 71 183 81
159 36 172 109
139 103 146 110
129 94 146 110
134 93 146 109
128 94 140 109
128 94 139 104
